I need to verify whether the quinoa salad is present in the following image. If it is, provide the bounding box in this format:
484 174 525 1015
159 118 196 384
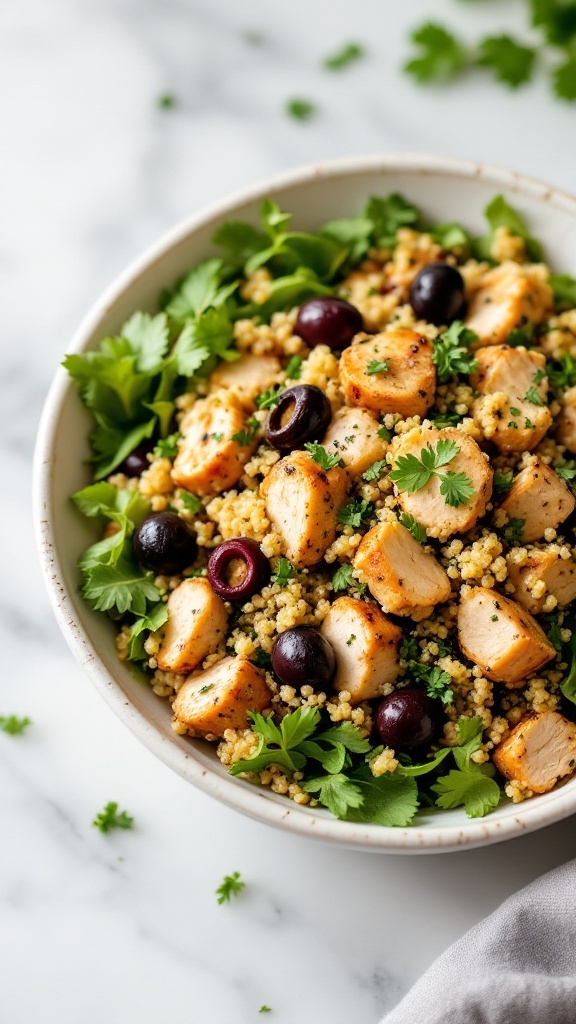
64 192 576 827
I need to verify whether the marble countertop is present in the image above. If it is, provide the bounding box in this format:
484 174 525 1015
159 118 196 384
2 0 576 1020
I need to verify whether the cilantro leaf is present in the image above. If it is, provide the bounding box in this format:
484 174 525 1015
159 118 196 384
439 470 475 507
212 221 269 265
331 563 365 593
455 715 485 760
323 42 364 71
255 386 281 409
399 512 427 543
127 601 169 662
92 801 134 833
173 307 237 378
166 258 237 321
345 767 419 827
364 194 420 248
121 312 170 373
81 554 162 616
0 715 32 736
432 321 479 383
316 722 371 754
410 662 454 705
477 35 536 88
389 451 435 492
272 557 297 586
432 765 501 818
556 460 576 483
216 871 245 904
336 499 375 528
303 773 364 817
404 22 466 83
366 359 390 375
363 459 387 482
523 384 546 405
303 442 344 470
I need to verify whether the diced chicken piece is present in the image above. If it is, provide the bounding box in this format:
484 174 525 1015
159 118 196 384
556 385 576 454
209 354 281 404
507 548 576 615
457 587 556 686
172 390 258 496
353 521 451 617
493 711 576 794
471 345 552 452
321 407 387 478
465 261 553 347
260 451 348 568
156 578 228 674
499 458 575 543
339 329 436 418
320 596 402 703
390 426 492 541
172 656 271 738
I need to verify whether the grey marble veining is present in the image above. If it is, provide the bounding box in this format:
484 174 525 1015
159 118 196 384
2 0 576 1021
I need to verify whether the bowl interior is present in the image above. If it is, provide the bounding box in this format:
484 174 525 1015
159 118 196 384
36 156 576 851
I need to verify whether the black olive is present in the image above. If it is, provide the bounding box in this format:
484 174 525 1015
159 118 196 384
271 626 336 688
409 263 466 326
207 538 270 600
264 385 332 450
295 296 363 350
133 512 197 575
375 690 440 749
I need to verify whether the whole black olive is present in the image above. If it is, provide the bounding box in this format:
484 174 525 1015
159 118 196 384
207 538 270 600
271 626 336 688
409 263 466 326
120 439 155 477
133 512 197 575
295 296 363 350
264 385 332 450
375 689 439 749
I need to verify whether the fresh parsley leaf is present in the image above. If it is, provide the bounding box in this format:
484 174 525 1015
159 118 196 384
396 747 452 777
272 557 297 586
81 554 162 617
331 563 365 593
303 442 344 470
231 417 259 446
390 439 472 507
324 42 364 70
126 601 169 662
240 268 333 320
173 306 237 378
399 512 427 543
477 35 536 88
259 1008 272 1014
556 460 576 482
157 93 177 109
530 0 576 47
439 470 475 508
363 459 387 482
286 98 316 120
549 273 576 310
410 662 454 705
166 258 236 321
179 491 203 514
336 499 375 528
92 801 134 833
400 636 419 662
285 355 302 379
121 312 171 373
389 451 436 493
478 194 543 262
364 194 420 248
152 432 180 459
366 359 390 375
432 321 479 383
303 772 364 816
432 765 501 818
523 385 546 405
431 222 471 252
0 715 31 735
377 423 392 442
507 321 537 347
216 871 245 904
345 767 419 827
542 611 564 653
229 707 319 775
432 407 464 429
255 386 281 409
493 470 514 497
212 221 268 265
546 354 576 392
404 22 466 83
502 517 526 543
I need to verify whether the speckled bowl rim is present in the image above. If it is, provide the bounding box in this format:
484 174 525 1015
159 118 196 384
34 153 576 853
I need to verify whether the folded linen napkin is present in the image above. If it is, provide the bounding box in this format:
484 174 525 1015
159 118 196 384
381 857 576 1024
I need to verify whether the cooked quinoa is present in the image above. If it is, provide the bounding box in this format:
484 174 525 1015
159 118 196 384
66 191 576 827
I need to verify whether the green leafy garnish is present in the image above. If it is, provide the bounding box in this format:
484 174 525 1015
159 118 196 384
432 765 501 818
92 802 134 834
0 715 31 736
502 517 526 543
157 93 177 109
285 98 316 121
431 408 464 429
216 871 245 904
366 359 390 375
476 194 543 262
255 386 281 409
409 662 454 705
404 22 466 83
81 557 162 616
303 442 344 470
336 499 375 528
152 432 180 459
323 42 364 70
523 384 546 406
507 321 537 347
431 222 471 253
179 491 203 514
331 563 365 594
549 273 576 310
493 470 514 497
363 459 387 482
432 322 479 383
377 423 393 442
272 557 297 587
546 354 576 392
259 1007 272 1014
477 35 536 88
285 355 302 379
390 439 474 507
399 512 427 543
556 460 576 483
231 416 259 446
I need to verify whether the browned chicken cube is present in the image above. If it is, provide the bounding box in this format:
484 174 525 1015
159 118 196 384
507 548 576 615
556 385 576 454
339 329 436 418
172 390 258 496
321 407 388 478
210 354 281 404
471 346 552 452
457 587 556 686
465 262 553 347
260 450 348 568
353 521 452 616
390 426 493 541
493 711 576 794
156 578 228 674
499 458 575 542
320 596 402 703
172 656 271 738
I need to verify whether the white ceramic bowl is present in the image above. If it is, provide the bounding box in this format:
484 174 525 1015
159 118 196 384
34 154 576 853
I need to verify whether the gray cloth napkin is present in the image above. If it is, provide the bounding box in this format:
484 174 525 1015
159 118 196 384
381 857 576 1024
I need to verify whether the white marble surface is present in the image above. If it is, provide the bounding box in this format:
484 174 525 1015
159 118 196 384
2 0 576 1021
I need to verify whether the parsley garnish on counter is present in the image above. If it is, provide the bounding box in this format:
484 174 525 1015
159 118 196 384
216 871 245 904
323 42 364 71
0 715 31 735
285 98 316 121
92 802 134 834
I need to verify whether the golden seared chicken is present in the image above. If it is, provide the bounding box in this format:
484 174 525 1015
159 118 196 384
321 407 387 478
156 578 228 674
465 261 553 346
173 657 271 738
353 521 452 616
339 329 436 418
320 596 402 703
499 459 575 542
172 391 258 495
493 712 576 794
471 345 552 452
